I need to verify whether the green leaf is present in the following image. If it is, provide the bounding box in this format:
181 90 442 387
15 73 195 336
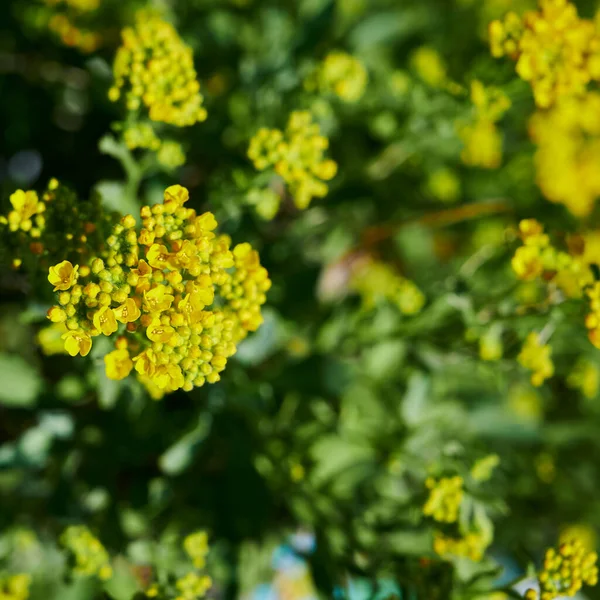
0 353 41 407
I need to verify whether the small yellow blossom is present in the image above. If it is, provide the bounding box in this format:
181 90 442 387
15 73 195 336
411 46 447 87
0 573 31 600
104 349 134 380
183 531 209 569
175 572 212 600
306 51 368 102
60 526 113 581
423 476 464 523
567 358 600 399
93 306 118 336
350 259 425 316
62 329 93 357
248 111 337 212
433 530 489 562
427 168 461 203
518 332 554 387
48 260 79 291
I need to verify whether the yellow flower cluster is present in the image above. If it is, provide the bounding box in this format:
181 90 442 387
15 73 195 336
459 80 511 169
490 0 600 108
524 539 598 600
174 572 212 600
511 219 592 297
305 51 368 102
1 179 117 272
248 111 338 211
109 12 207 127
157 141 186 170
518 333 554 387
411 46 447 88
529 93 600 217
124 123 161 152
146 532 212 600
567 358 600 399
60 526 113 581
423 476 464 523
433 530 489 562
350 259 425 316
46 185 270 398
183 531 209 569
2 190 46 236
0 574 30 600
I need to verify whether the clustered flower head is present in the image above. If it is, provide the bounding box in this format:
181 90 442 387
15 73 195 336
511 219 592 297
458 80 511 169
0 179 117 272
184 531 209 569
248 110 338 212
350 259 425 316
524 539 598 600
109 11 207 127
46 185 270 399
489 0 600 108
510 219 600 351
305 51 368 102
567 357 599 399
0 574 30 600
146 531 212 600
2 189 46 236
433 530 489 562
60 525 112 581
529 93 600 217
518 332 554 387
423 476 464 523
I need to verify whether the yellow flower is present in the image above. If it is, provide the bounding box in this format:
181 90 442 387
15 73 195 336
110 12 207 126
47 306 67 323
93 306 118 336
62 329 92 357
10 189 39 221
105 349 134 380
146 320 175 343
48 260 79 291
423 476 464 523
48 185 269 396
113 298 141 323
144 285 174 313
530 93 600 216
411 46 447 87
306 51 368 102
459 118 503 169
518 332 554 387
183 531 210 569
38 322 69 356
533 538 598 598
490 0 600 108
248 111 337 212
146 244 173 270
60 526 112 581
